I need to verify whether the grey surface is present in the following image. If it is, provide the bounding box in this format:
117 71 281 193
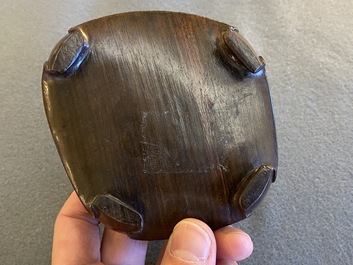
1 0 352 264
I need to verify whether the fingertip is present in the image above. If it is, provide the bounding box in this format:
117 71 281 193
58 191 99 225
160 218 216 264
215 226 253 262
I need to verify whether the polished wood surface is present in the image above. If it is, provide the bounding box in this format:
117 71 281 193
42 11 277 240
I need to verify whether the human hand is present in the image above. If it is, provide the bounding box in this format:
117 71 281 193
52 192 253 265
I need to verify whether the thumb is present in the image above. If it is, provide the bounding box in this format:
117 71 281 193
159 218 216 265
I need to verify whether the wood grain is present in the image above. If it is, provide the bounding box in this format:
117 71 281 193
42 11 277 240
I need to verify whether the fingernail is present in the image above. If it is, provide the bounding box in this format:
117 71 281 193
169 221 211 263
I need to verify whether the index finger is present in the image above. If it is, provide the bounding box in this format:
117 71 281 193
52 191 102 265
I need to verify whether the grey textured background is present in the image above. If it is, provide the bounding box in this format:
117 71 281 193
1 0 352 264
